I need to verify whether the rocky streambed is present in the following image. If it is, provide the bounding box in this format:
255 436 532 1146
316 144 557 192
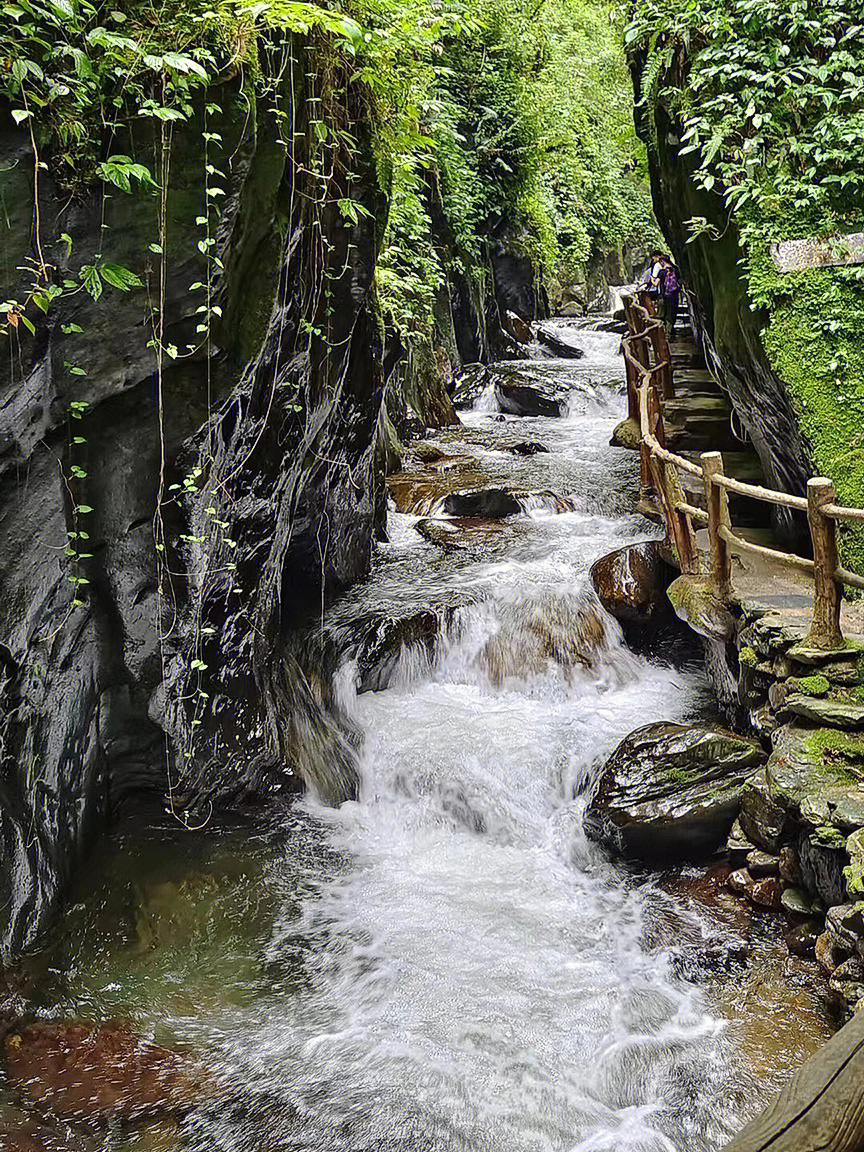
0 322 837 1151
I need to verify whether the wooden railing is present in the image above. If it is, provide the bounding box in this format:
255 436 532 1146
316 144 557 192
621 293 864 649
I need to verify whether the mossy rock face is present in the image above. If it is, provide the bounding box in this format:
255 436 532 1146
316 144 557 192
766 726 864 845
584 720 766 862
844 829 864 899
667 575 735 643
785 694 864 730
610 416 642 451
739 613 807 661
793 675 831 698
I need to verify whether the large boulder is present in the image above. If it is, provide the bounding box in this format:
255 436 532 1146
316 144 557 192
591 541 669 625
494 378 566 417
442 488 521 518
584 721 766 861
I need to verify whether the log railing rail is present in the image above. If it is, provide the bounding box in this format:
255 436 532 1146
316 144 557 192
621 292 864 648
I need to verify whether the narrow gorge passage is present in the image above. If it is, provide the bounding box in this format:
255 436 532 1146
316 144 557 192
4 324 831 1151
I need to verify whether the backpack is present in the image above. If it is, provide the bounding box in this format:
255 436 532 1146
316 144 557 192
662 264 680 297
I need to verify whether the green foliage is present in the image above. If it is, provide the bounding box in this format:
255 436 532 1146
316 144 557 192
357 0 655 351
628 0 864 570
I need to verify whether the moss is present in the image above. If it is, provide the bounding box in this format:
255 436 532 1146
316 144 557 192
803 729 864 766
742 229 864 577
795 674 831 698
739 645 758 668
813 824 848 849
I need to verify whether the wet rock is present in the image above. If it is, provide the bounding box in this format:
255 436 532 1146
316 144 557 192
784 694 864 729
779 845 802 884
355 609 442 693
747 849 780 877
765 725 864 844
510 440 549 456
489 365 573 417
781 886 821 918
829 956 864 1012
536 321 585 359
845 828 864 898
815 930 848 974
610 416 641 451
494 380 565 417
478 591 608 686
452 364 489 409
798 828 848 908
442 488 521 519
590 541 669 626
785 920 822 958
415 518 471 551
826 903 864 948
740 770 789 853
727 818 756 864
584 721 766 862
667 576 735 643
412 442 449 464
2 1023 204 1120
728 868 755 897
750 876 783 910
503 310 532 345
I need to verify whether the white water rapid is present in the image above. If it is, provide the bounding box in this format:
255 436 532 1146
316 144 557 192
182 325 777 1152
13 324 828 1152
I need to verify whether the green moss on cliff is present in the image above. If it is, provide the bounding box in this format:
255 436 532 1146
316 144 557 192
747 234 864 573
627 0 864 574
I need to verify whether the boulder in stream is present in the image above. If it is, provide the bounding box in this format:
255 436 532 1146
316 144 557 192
584 721 766 861
536 321 585 359
590 541 669 625
491 368 570 417
503 310 532 344
442 488 521 519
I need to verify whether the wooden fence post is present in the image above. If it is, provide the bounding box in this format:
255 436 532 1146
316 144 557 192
702 451 731 599
807 477 843 649
625 358 640 423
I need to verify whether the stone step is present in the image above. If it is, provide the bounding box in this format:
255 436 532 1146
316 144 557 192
679 450 764 485
671 368 720 392
678 451 771 527
663 394 731 425
665 418 743 454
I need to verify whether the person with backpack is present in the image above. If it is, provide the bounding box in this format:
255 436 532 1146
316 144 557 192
639 250 667 314
656 256 681 336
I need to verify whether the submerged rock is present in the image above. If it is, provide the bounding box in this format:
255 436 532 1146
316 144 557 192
584 721 766 861
2 1023 205 1120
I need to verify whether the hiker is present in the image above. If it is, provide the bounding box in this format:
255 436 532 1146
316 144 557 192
655 254 680 336
639 250 666 313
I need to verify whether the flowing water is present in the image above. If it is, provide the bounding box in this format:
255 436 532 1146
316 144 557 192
0 322 832 1151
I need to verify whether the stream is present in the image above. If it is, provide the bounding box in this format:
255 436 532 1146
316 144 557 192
0 322 832 1151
